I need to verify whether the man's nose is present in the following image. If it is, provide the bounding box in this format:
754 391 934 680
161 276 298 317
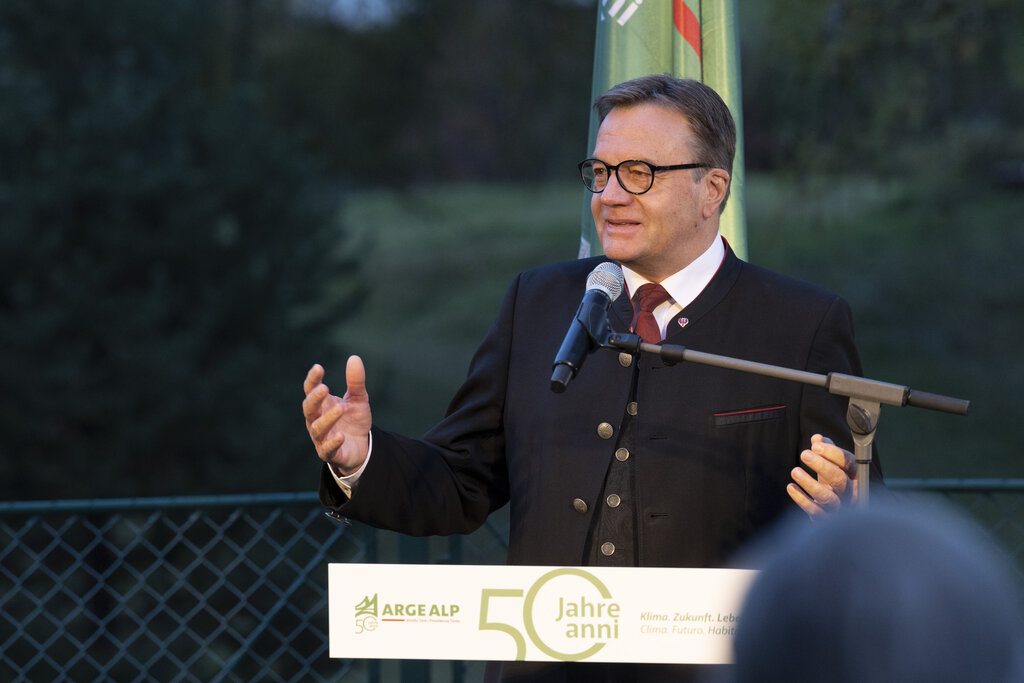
599 171 632 203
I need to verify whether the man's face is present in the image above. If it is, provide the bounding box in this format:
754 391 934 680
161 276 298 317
590 102 727 282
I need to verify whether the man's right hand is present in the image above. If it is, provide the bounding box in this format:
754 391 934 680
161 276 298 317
302 356 372 476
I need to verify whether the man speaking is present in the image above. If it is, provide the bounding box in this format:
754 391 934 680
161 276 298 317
303 74 882 682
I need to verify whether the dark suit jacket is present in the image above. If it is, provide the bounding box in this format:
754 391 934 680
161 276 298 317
321 247 881 569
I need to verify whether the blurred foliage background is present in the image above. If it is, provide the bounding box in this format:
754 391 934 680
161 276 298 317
1 0 1022 500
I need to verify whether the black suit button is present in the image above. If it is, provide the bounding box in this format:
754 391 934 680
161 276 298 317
573 498 588 514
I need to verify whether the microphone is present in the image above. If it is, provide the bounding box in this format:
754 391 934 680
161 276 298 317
550 262 625 393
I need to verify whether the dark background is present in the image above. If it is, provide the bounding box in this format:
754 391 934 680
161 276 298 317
2 0 1022 500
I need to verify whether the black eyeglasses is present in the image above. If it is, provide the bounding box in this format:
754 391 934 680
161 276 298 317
578 158 708 195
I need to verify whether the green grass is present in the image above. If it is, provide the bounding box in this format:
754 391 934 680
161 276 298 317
330 177 1024 478
748 174 1024 477
331 183 579 436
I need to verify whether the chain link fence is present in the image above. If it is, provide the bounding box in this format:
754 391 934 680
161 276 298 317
2 481 1022 681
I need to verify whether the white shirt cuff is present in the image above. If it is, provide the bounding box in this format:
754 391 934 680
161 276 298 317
328 431 372 497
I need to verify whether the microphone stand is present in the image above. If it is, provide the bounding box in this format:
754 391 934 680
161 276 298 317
604 332 970 507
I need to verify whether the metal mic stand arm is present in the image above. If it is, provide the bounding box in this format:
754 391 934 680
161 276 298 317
604 333 970 507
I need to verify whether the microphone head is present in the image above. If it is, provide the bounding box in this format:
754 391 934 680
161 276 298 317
586 262 624 301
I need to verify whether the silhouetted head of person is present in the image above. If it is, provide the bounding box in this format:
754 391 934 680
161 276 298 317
729 499 1024 683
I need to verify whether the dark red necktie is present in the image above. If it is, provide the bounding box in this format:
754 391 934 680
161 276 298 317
632 283 671 344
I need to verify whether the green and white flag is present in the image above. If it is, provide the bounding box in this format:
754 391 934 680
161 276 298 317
580 0 747 260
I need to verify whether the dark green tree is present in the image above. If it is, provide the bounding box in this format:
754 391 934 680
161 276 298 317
740 0 1024 176
257 0 597 183
0 0 359 498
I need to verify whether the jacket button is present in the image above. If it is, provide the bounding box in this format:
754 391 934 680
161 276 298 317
615 448 630 461
601 542 615 556
606 494 621 508
573 498 588 514
597 422 614 439
627 402 638 416
618 352 633 367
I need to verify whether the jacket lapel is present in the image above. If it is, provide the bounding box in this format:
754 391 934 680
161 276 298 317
663 246 743 343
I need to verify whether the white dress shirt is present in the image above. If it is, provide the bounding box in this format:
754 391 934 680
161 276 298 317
620 233 726 339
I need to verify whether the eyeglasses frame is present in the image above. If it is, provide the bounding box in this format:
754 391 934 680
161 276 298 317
578 158 709 195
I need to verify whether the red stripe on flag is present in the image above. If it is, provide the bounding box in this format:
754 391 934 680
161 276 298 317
673 0 702 60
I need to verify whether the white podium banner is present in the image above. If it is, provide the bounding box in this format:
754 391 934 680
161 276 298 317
329 564 756 665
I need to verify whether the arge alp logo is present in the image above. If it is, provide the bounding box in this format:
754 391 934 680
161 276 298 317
479 568 621 662
354 594 378 634
354 592 462 633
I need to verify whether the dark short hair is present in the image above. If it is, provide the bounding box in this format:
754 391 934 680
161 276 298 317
594 74 736 210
